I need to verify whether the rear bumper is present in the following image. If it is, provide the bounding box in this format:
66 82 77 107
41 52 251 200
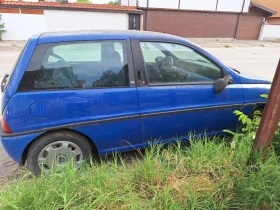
1 132 42 164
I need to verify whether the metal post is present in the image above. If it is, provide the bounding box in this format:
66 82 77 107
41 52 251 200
254 59 280 153
144 0 149 31
234 0 246 40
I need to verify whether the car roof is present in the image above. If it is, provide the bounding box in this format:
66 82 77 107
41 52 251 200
37 30 188 44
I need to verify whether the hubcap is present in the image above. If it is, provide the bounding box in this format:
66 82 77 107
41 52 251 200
38 141 83 172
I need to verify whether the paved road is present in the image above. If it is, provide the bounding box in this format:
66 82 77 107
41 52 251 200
207 47 280 80
0 47 279 180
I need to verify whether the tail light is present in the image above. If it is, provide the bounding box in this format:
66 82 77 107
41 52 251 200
1 117 12 134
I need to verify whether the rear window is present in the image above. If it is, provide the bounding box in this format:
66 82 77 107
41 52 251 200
18 41 129 91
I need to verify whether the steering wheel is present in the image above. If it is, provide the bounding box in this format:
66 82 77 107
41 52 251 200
160 56 174 72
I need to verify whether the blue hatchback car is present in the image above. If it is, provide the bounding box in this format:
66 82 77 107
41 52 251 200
0 30 270 175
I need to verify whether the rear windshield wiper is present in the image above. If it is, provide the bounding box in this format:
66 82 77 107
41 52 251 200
230 67 240 74
1 74 9 92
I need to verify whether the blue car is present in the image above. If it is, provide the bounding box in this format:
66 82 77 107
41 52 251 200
0 30 270 175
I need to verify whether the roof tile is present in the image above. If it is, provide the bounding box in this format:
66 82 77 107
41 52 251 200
0 1 140 12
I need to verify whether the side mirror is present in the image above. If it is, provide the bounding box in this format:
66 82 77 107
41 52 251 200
214 75 232 93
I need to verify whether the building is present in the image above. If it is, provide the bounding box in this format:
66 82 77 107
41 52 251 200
120 0 276 40
253 0 280 24
253 0 280 40
0 1 142 40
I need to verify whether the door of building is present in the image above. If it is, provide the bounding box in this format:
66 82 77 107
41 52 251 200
129 14 141 30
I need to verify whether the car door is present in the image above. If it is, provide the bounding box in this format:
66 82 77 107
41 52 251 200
131 40 243 143
14 39 143 154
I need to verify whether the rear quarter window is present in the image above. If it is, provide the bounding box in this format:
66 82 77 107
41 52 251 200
18 41 129 91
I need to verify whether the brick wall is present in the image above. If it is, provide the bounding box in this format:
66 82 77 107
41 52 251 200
145 9 239 38
236 7 265 40
268 17 280 25
144 6 268 40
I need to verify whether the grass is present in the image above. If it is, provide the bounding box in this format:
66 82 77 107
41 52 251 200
0 129 280 209
224 45 232 48
275 38 280 43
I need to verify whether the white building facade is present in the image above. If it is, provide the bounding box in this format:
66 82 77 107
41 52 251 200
0 2 142 40
119 0 251 13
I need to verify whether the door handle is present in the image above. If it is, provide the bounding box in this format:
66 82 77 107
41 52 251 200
138 71 144 81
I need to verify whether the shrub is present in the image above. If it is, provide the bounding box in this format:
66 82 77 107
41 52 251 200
0 14 7 41
107 0 118 5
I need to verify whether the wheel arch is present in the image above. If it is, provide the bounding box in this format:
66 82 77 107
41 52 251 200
20 128 98 166
255 103 266 111
248 103 266 119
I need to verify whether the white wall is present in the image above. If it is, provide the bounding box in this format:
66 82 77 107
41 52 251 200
44 10 127 31
120 0 250 12
180 0 216 11
0 13 46 40
149 0 179 9
138 0 147 7
259 24 280 40
217 0 249 12
121 0 146 7
1 10 128 40
242 0 250 12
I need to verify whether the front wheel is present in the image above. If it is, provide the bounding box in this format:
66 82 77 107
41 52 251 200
26 130 92 176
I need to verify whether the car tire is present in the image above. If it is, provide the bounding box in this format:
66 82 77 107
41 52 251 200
26 130 92 176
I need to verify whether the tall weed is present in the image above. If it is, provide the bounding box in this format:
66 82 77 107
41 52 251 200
0 110 279 209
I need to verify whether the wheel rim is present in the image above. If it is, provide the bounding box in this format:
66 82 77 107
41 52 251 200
38 141 83 172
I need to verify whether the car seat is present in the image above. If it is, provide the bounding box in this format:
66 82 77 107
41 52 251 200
52 60 78 88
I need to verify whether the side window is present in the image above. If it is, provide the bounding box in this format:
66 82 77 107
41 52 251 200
140 42 222 85
48 43 102 63
18 41 129 91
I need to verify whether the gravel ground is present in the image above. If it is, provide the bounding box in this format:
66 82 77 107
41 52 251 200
188 38 280 48
0 41 26 51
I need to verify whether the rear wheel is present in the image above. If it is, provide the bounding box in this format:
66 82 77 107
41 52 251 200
26 130 92 176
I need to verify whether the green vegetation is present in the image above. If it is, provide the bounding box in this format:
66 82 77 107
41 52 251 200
0 15 7 41
0 110 279 209
77 0 91 4
224 45 232 48
107 0 118 5
275 38 280 43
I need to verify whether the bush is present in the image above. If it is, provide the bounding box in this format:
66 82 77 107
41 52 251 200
107 0 118 5
0 14 7 41
77 0 91 4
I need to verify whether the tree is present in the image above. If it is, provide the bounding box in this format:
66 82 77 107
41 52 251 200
107 0 118 5
0 14 6 41
77 0 91 3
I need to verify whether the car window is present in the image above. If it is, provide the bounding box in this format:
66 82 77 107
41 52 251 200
140 42 165 62
48 43 102 63
18 41 129 91
140 42 222 85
